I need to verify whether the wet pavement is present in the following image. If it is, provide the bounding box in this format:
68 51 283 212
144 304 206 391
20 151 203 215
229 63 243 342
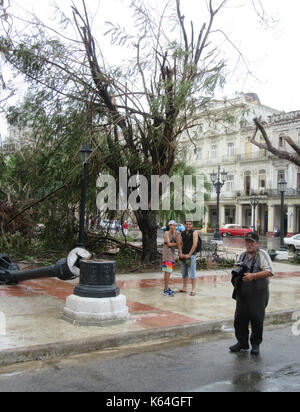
0 258 300 366
0 325 299 392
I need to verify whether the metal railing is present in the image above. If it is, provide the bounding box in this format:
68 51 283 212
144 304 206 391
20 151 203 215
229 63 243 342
238 151 269 162
210 188 300 199
191 151 272 166
264 188 300 198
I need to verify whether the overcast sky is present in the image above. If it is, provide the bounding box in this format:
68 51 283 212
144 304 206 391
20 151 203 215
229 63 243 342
1 0 299 139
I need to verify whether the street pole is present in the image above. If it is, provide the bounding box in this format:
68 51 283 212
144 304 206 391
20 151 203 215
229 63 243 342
278 178 287 251
250 194 259 232
280 189 285 251
78 144 92 248
210 166 227 241
78 161 88 247
215 181 221 240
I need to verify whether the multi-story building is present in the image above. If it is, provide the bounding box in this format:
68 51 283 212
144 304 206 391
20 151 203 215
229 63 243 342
181 93 300 236
1 123 34 154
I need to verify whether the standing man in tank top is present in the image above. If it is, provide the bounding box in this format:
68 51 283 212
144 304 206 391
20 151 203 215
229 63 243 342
177 220 198 296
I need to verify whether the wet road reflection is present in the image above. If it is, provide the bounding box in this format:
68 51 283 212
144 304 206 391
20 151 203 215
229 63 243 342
197 362 300 392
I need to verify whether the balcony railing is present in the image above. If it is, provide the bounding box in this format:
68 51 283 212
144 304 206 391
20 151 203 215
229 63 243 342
238 151 269 162
210 188 300 200
264 188 300 198
191 151 271 165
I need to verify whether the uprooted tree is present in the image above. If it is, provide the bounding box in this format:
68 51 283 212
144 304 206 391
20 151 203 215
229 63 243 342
1 0 229 262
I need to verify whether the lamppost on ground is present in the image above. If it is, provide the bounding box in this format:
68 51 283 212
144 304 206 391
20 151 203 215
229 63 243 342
210 166 227 241
250 193 259 232
78 144 92 248
278 177 287 251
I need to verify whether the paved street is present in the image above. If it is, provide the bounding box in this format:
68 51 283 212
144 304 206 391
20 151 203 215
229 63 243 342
0 235 299 393
1 260 300 361
0 325 299 392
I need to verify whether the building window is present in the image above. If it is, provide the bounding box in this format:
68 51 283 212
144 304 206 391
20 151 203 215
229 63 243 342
226 175 234 192
259 178 266 188
194 146 202 160
211 145 217 158
227 143 234 156
259 170 266 194
244 171 251 196
278 170 285 182
279 135 285 148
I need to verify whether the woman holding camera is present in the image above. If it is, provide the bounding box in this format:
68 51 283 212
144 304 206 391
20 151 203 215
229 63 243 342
230 232 273 355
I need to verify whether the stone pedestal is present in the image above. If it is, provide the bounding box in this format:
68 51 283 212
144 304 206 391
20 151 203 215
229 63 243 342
63 260 128 326
63 294 128 326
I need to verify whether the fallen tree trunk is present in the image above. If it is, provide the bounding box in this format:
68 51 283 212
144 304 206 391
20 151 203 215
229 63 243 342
87 230 162 257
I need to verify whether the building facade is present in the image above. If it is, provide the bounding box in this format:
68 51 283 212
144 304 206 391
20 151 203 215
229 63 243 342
1 123 35 155
181 93 300 236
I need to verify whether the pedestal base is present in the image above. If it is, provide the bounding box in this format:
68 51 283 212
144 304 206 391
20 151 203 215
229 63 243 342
63 293 128 326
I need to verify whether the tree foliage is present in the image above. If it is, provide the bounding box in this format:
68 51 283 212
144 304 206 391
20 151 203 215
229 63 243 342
0 0 228 262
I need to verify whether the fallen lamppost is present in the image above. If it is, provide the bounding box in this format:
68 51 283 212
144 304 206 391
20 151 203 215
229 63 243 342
0 248 91 285
0 248 128 326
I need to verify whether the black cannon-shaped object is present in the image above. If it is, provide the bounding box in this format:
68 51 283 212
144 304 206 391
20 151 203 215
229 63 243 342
0 248 91 286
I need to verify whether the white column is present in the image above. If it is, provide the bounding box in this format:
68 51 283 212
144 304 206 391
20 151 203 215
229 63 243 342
287 204 296 235
236 204 242 226
220 204 225 227
267 205 276 233
203 207 209 232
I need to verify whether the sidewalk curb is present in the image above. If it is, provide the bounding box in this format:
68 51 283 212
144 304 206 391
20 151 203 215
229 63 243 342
0 308 298 367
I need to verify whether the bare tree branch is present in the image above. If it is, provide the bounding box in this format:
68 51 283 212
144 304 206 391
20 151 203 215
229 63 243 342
250 117 300 167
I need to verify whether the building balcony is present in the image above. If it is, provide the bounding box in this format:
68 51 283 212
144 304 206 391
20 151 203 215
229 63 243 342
264 188 300 198
209 188 300 201
238 151 270 162
191 151 273 166
194 154 238 165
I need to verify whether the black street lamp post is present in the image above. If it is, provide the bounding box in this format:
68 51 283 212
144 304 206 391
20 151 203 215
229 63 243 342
70 144 121 303
78 144 92 248
250 193 259 232
278 178 287 251
210 166 227 241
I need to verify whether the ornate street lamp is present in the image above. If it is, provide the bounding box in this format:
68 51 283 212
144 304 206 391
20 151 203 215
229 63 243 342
250 193 259 232
278 178 287 251
78 144 92 247
210 166 227 240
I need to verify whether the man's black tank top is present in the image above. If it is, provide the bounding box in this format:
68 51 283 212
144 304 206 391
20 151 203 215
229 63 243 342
181 230 196 255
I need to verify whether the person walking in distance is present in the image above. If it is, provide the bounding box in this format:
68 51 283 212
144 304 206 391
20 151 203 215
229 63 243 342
162 220 179 297
177 220 198 296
